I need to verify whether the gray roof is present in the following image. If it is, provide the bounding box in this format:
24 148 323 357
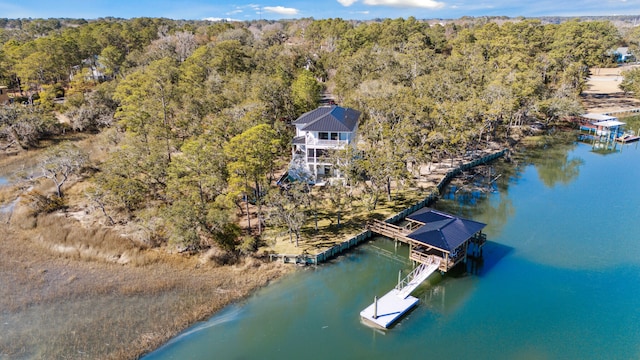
293 105 360 132
292 136 305 145
581 113 618 122
406 208 486 252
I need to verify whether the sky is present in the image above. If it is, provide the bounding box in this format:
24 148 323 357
0 0 639 21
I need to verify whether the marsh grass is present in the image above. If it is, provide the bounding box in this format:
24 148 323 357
33 213 150 264
0 222 290 359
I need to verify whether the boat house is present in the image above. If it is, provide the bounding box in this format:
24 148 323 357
405 207 487 272
368 208 486 272
578 113 626 138
362 208 487 328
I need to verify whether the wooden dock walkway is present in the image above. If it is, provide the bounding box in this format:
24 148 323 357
366 220 412 243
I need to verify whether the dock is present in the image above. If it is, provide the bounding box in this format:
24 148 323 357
361 208 487 329
616 134 640 143
360 259 440 329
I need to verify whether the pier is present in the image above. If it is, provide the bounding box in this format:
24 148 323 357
361 208 486 329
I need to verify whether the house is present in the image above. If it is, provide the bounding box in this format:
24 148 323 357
613 47 635 63
0 86 9 105
289 105 361 184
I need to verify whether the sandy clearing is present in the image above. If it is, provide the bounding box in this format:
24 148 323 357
583 65 640 113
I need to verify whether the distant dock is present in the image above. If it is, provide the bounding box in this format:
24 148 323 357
616 134 640 143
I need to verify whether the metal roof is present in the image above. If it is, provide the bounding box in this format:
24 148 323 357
593 120 626 128
580 113 618 122
406 208 486 252
293 105 360 132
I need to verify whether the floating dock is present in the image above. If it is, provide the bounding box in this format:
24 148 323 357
360 261 440 329
360 290 420 329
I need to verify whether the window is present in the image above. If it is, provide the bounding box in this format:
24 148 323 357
316 149 328 159
319 132 329 140
330 132 338 140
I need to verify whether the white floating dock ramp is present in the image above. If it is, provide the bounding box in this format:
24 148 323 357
360 260 440 329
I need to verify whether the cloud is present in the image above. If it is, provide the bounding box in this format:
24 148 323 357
362 0 446 9
337 0 359 6
263 6 299 15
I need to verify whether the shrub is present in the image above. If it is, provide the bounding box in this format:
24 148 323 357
238 235 259 255
24 190 65 214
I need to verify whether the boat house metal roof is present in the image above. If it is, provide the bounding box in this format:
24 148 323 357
406 208 486 252
592 120 626 128
580 113 620 123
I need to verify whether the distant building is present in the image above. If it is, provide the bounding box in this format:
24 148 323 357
613 47 635 63
289 105 361 184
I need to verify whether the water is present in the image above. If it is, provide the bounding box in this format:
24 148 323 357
145 139 640 360
0 177 7 186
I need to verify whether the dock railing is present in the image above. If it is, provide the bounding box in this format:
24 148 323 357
410 251 437 265
396 263 427 292
395 256 441 298
366 220 412 242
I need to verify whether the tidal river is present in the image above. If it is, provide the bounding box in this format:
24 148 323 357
145 139 640 360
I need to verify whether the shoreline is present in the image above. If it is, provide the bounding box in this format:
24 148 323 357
268 149 508 265
0 135 512 360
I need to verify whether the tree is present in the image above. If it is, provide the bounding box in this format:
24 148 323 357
264 182 309 247
224 124 280 234
99 45 126 78
112 58 180 203
291 69 322 114
38 143 88 198
65 84 117 132
620 67 640 97
164 135 237 250
95 144 149 214
0 105 57 151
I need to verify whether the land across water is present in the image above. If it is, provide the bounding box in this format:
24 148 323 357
144 138 640 359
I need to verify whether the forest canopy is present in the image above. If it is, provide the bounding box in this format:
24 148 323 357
0 16 628 251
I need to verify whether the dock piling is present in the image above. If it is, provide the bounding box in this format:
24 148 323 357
373 296 378 319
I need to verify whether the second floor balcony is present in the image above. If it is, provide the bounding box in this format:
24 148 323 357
306 138 349 147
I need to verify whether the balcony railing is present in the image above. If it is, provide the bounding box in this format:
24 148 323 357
305 138 349 147
307 156 332 164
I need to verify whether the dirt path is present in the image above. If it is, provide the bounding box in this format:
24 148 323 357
582 65 640 113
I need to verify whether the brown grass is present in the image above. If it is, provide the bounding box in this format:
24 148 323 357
0 215 290 359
